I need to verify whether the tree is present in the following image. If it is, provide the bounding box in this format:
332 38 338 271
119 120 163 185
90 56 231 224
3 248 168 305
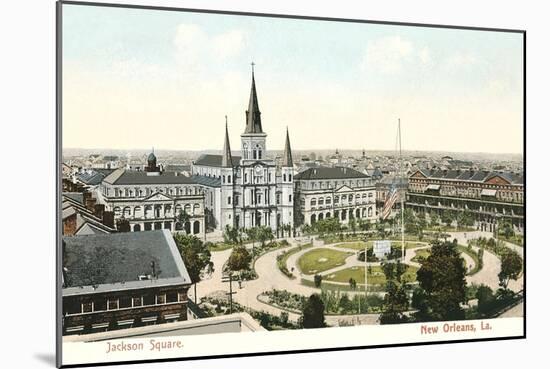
416 241 467 321
475 284 495 316
301 294 326 328
173 233 214 302
223 225 242 245
376 221 386 238
245 227 259 249
430 213 440 228
339 294 353 313
349 218 357 235
381 262 395 281
380 280 409 324
314 274 323 288
411 287 430 322
257 226 274 247
499 221 515 239
227 245 252 273
498 250 522 290
394 260 406 282
441 210 453 227
457 210 474 228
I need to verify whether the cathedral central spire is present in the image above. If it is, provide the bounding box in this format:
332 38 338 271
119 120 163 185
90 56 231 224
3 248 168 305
244 63 263 134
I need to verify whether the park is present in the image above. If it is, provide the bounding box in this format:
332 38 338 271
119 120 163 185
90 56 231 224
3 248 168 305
176 215 524 330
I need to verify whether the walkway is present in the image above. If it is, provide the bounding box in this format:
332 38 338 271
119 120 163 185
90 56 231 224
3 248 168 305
190 230 523 325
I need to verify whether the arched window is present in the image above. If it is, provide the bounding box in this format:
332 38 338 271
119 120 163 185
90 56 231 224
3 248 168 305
310 198 317 206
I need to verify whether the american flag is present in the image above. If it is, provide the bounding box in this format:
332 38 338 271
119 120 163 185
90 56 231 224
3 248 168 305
381 185 400 220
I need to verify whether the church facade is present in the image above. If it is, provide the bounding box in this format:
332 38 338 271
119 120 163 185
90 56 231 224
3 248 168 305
192 71 294 233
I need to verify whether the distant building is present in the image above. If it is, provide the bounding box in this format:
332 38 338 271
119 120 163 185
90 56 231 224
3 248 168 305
62 230 192 335
407 169 524 232
294 166 377 226
97 167 205 236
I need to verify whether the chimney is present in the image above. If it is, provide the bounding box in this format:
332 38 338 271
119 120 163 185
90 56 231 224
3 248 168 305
85 197 97 212
103 211 115 228
94 204 105 220
82 191 91 205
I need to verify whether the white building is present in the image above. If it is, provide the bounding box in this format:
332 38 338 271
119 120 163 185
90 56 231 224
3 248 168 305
192 71 294 233
294 167 377 226
96 155 206 237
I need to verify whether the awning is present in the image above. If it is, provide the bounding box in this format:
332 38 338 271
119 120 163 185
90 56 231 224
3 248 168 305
481 189 497 196
426 184 440 190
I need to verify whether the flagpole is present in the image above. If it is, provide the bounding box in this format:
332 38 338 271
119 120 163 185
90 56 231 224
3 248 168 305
399 119 405 263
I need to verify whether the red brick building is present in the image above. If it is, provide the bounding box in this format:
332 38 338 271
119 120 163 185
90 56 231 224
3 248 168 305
407 169 524 232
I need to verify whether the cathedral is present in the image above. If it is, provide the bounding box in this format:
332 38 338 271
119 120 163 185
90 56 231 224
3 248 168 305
192 70 294 232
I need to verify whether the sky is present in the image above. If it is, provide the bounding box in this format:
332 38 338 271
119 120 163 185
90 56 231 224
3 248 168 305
62 4 524 154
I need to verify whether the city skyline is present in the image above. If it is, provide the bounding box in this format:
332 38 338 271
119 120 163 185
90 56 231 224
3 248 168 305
63 5 524 154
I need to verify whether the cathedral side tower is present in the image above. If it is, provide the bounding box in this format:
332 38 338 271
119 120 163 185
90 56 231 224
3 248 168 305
280 128 294 230
220 118 235 230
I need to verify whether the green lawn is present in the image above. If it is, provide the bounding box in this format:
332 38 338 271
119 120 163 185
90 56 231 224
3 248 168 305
277 243 313 279
324 265 419 285
411 248 431 263
457 245 482 276
333 240 427 251
297 248 352 275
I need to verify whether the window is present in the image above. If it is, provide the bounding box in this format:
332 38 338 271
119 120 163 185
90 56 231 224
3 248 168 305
234 195 239 206
276 193 281 205
132 297 142 307
228 196 232 205
245 173 248 183
289 194 292 203
93 297 107 311
65 300 81 315
119 296 132 309
107 299 118 310
156 294 166 305
289 174 292 181
166 292 178 303
283 174 287 182
82 301 93 313
143 293 155 306
228 175 232 183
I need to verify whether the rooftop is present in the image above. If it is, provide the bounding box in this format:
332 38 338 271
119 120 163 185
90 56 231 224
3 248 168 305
295 166 369 180
194 154 242 168
103 168 195 185
62 230 191 295
411 169 523 185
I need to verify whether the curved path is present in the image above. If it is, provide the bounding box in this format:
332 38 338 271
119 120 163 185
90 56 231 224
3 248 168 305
190 231 524 325
446 231 523 292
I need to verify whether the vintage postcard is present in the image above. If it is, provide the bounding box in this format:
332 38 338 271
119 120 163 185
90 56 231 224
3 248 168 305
57 1 525 367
